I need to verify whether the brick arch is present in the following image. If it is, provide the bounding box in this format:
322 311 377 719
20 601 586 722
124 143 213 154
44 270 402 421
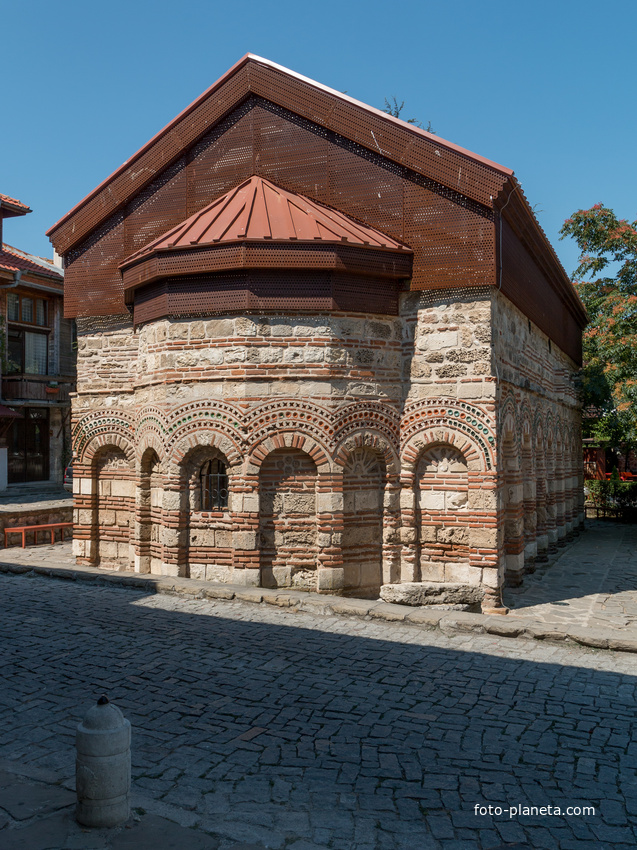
247 430 333 474
544 411 556 453
136 406 169 455
73 411 136 465
136 432 166 469
258 443 321 591
166 400 245 462
246 399 335 455
520 401 533 448
88 441 135 570
335 431 399 476
136 445 164 575
402 426 488 475
401 399 495 471
337 442 389 597
498 393 519 449
168 427 244 471
533 408 547 454
333 401 400 450
81 432 136 467
411 439 477 586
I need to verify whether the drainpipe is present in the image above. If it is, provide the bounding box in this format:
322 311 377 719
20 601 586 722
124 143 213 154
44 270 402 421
0 269 23 289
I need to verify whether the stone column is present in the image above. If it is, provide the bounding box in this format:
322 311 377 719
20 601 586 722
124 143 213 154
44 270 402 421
231 471 261 586
399 472 419 582
133 468 151 575
522 453 537 573
72 462 98 564
382 475 402 586
503 450 525 587
316 473 344 594
159 476 185 577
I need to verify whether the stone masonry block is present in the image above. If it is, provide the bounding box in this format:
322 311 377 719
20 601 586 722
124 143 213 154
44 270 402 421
481 567 501 588
80 477 95 495
418 330 458 351
233 531 257 550
419 491 446 511
400 490 415 510
317 567 344 592
233 568 261 586
420 561 445 582
444 562 481 585
111 480 134 498
317 492 343 513
470 527 497 548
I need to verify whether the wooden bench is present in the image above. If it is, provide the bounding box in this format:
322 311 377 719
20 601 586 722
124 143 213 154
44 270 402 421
4 522 74 549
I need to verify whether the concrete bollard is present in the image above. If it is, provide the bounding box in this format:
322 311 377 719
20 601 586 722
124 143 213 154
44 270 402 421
76 695 131 827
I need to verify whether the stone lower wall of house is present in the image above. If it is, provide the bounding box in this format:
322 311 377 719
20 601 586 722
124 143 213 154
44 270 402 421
1 505 73 547
71 286 582 606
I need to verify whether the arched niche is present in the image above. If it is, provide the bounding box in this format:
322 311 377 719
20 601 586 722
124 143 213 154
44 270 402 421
180 445 233 583
416 443 469 581
93 446 134 568
259 448 318 589
342 447 386 597
138 448 162 574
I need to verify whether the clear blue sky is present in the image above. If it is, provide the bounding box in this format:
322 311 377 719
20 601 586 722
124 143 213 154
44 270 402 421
3 0 635 280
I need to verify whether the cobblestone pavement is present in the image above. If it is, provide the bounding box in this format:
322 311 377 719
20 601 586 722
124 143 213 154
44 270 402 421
505 522 637 635
1 571 636 849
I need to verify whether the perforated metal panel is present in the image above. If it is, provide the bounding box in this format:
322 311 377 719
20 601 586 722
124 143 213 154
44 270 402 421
52 65 252 254
248 63 507 206
64 210 126 317
124 157 188 256
122 241 412 294
132 270 399 325
65 97 491 319
499 217 582 364
51 58 509 254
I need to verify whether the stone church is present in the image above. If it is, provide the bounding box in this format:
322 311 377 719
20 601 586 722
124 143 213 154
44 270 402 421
48 55 586 610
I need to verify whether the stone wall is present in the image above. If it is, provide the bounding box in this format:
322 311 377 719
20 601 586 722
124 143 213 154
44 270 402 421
1 505 73 546
70 285 582 608
492 290 583 586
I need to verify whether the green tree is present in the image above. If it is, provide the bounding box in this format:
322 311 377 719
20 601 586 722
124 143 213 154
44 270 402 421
382 96 435 134
560 204 637 464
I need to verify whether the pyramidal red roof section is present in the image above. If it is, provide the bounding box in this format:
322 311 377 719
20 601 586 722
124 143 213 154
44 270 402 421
121 176 411 268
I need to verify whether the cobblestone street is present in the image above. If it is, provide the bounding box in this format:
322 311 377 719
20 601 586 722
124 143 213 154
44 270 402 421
1 570 636 849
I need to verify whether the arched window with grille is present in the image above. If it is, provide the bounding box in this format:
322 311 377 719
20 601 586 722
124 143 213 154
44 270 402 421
199 458 229 510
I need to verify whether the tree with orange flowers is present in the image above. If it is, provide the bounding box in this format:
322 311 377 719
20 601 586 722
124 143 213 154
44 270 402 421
560 204 637 464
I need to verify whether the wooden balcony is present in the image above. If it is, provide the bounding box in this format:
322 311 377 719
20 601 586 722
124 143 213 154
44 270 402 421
1 375 75 403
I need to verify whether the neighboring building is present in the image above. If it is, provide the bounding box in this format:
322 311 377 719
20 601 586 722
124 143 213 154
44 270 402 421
0 193 75 488
47 56 587 609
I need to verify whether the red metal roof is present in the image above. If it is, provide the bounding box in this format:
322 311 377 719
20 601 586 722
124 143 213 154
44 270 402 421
0 194 31 217
0 244 63 281
121 176 411 268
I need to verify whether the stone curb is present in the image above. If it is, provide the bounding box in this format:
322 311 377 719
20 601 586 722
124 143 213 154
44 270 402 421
2 558 637 654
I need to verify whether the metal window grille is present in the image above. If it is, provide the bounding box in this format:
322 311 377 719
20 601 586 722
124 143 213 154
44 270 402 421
200 459 228 510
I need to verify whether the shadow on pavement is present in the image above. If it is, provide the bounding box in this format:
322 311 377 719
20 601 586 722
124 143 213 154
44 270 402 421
1 572 636 849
